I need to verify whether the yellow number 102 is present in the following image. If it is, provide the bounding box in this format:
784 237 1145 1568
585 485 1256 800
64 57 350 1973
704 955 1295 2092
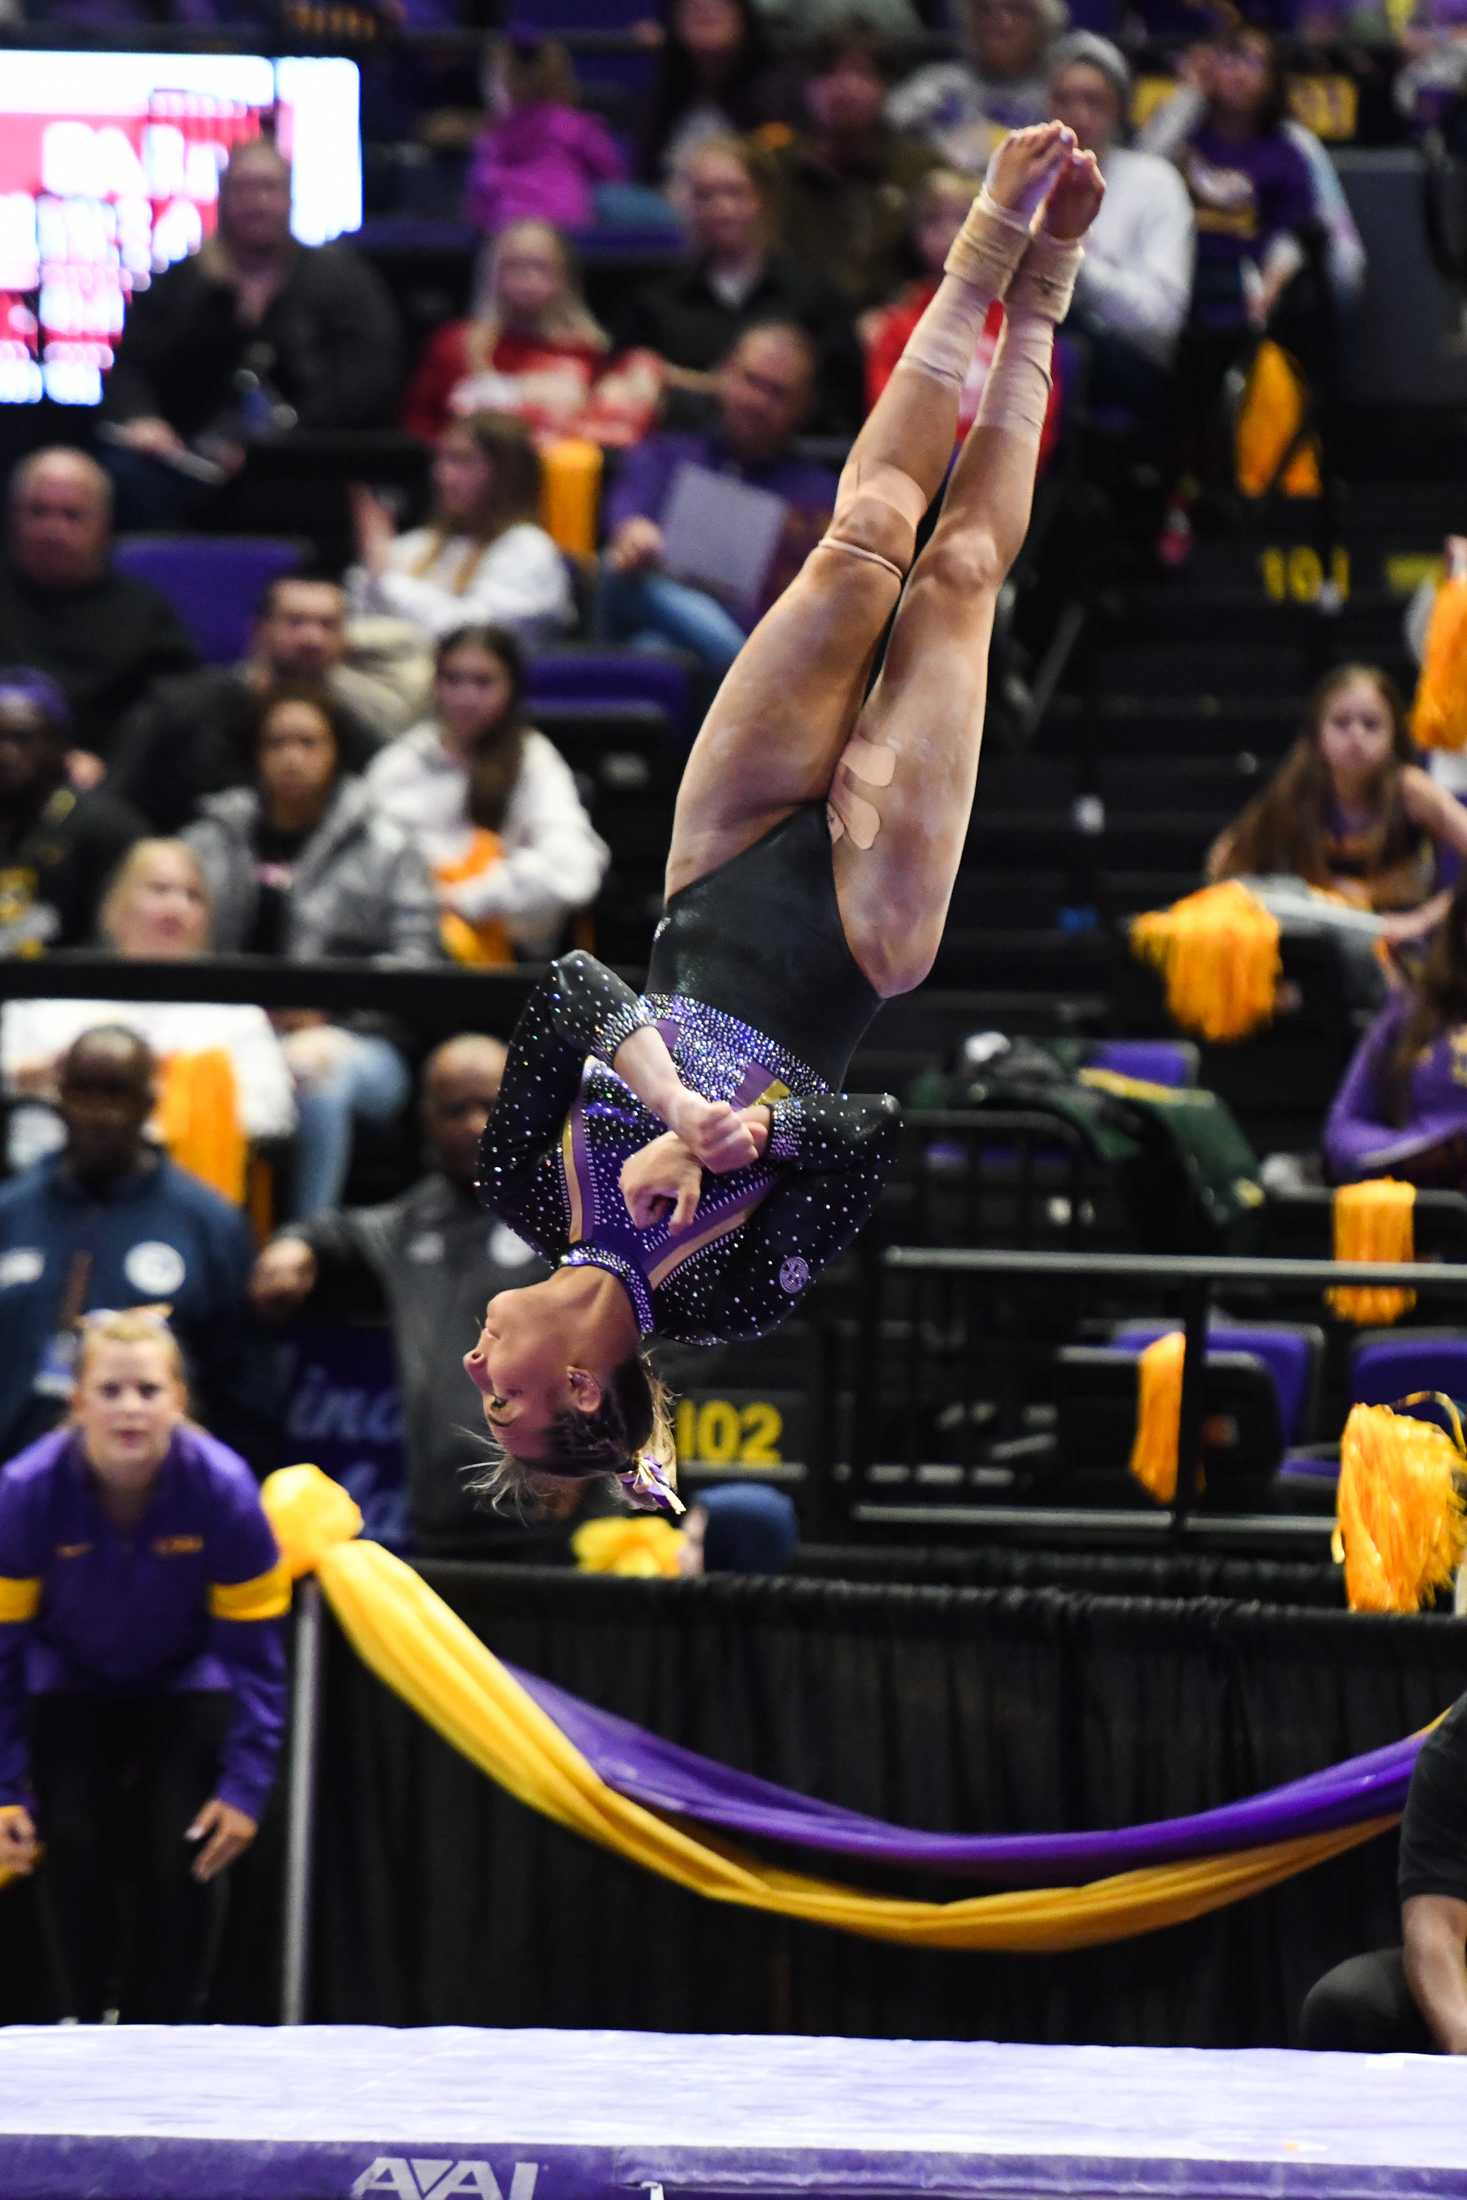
674 1398 785 1467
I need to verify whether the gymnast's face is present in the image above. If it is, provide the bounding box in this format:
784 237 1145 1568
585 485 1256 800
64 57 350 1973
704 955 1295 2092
464 1284 592 1459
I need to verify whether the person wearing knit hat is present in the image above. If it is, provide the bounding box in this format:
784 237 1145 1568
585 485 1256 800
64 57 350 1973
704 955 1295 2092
1048 29 1195 419
1050 29 1131 110
0 668 145 957
890 0 1070 169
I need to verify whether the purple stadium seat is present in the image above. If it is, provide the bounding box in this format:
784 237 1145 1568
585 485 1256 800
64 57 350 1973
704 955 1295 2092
1350 1333 1467 1411
113 535 304 666
1273 1332 1467 1507
1271 1451 1340 1506
526 648 697 735
1087 1040 1199 1088
1113 1320 1320 1444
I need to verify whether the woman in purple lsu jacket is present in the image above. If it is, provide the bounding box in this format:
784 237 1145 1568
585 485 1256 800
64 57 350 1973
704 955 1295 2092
0 1308 288 2022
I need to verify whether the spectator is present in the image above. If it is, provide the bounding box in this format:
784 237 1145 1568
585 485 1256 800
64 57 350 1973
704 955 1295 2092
1323 876 1467 1186
364 624 608 962
465 34 627 236
184 684 440 1219
100 138 402 528
763 0 923 33
0 1028 270 1465
0 1308 287 2023
623 134 865 436
109 575 399 837
863 167 1063 460
347 414 575 646
1 839 296 1185
1300 1687 1467 2052
1391 0 1467 137
0 669 144 957
765 23 940 309
0 449 198 774
1142 28 1328 544
889 0 1069 165
402 221 662 451
598 321 836 678
1047 34 1195 420
639 0 788 189
251 1034 555 1552
1139 39 1365 317
1207 664 1467 942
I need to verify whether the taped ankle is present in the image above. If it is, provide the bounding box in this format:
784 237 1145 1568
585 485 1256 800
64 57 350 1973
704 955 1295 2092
943 185 1032 296
1005 232 1085 326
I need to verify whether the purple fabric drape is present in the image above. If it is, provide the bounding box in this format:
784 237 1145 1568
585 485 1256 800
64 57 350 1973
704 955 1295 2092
509 1664 1420 1884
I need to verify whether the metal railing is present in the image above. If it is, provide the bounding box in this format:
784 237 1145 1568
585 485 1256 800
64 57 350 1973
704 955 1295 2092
841 1244 1467 1541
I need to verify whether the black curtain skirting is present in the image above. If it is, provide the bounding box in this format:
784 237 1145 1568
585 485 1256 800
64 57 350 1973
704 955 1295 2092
2 1571 1463 2041
305 1568 1467 2046
794 1542 1346 1606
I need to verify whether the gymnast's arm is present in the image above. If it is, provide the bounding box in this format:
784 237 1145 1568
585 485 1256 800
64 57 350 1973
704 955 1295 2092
478 952 656 1209
479 953 756 1212
692 1093 901 1339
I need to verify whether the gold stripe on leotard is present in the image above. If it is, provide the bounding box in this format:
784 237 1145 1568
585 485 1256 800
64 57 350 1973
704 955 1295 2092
561 1116 585 1245
647 1183 772 1290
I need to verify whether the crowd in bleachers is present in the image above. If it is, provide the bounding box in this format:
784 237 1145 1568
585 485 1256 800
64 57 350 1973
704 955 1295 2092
2 0 1467 1563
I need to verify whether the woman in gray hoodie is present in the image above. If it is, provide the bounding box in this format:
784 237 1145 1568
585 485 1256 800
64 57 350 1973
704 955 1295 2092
185 683 442 1219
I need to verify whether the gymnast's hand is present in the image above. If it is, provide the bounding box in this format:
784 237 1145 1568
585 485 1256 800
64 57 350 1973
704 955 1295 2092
667 1092 762 1173
621 1134 703 1230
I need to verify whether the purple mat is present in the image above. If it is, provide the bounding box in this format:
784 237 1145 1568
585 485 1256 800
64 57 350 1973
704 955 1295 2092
2 2026 1467 2198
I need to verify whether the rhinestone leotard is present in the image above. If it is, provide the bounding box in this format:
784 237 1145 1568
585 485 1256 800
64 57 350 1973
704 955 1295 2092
476 949 898 1345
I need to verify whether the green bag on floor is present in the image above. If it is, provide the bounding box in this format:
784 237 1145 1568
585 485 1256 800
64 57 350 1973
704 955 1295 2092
917 1043 1263 1254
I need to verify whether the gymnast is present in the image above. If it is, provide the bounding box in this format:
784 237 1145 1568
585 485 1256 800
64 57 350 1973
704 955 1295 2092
466 121 1104 1513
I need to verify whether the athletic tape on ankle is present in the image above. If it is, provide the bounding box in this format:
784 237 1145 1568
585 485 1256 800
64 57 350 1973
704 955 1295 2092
1005 235 1085 325
827 733 896 848
944 185 1035 294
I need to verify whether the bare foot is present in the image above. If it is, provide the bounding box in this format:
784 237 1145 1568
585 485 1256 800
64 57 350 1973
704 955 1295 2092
986 121 1075 220
1040 147 1106 242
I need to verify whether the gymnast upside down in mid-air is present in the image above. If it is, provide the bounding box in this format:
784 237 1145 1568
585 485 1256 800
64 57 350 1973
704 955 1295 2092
466 122 1104 1513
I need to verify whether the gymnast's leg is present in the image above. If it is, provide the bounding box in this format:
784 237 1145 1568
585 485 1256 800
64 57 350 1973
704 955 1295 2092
830 147 1105 998
664 120 1076 902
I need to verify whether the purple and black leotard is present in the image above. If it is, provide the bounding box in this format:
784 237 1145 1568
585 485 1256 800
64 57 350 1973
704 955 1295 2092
476 804 899 1344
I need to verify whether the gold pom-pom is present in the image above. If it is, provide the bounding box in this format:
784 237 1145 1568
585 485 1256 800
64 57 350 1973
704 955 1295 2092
1129 1331 1187 1504
1412 573 1467 751
572 1516 686 1579
1334 1401 1467 1613
1130 881 1281 1043
1328 1179 1416 1326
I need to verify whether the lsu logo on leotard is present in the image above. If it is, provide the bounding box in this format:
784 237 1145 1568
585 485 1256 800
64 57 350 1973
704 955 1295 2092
350 2162 539 2199
152 1535 204 1556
